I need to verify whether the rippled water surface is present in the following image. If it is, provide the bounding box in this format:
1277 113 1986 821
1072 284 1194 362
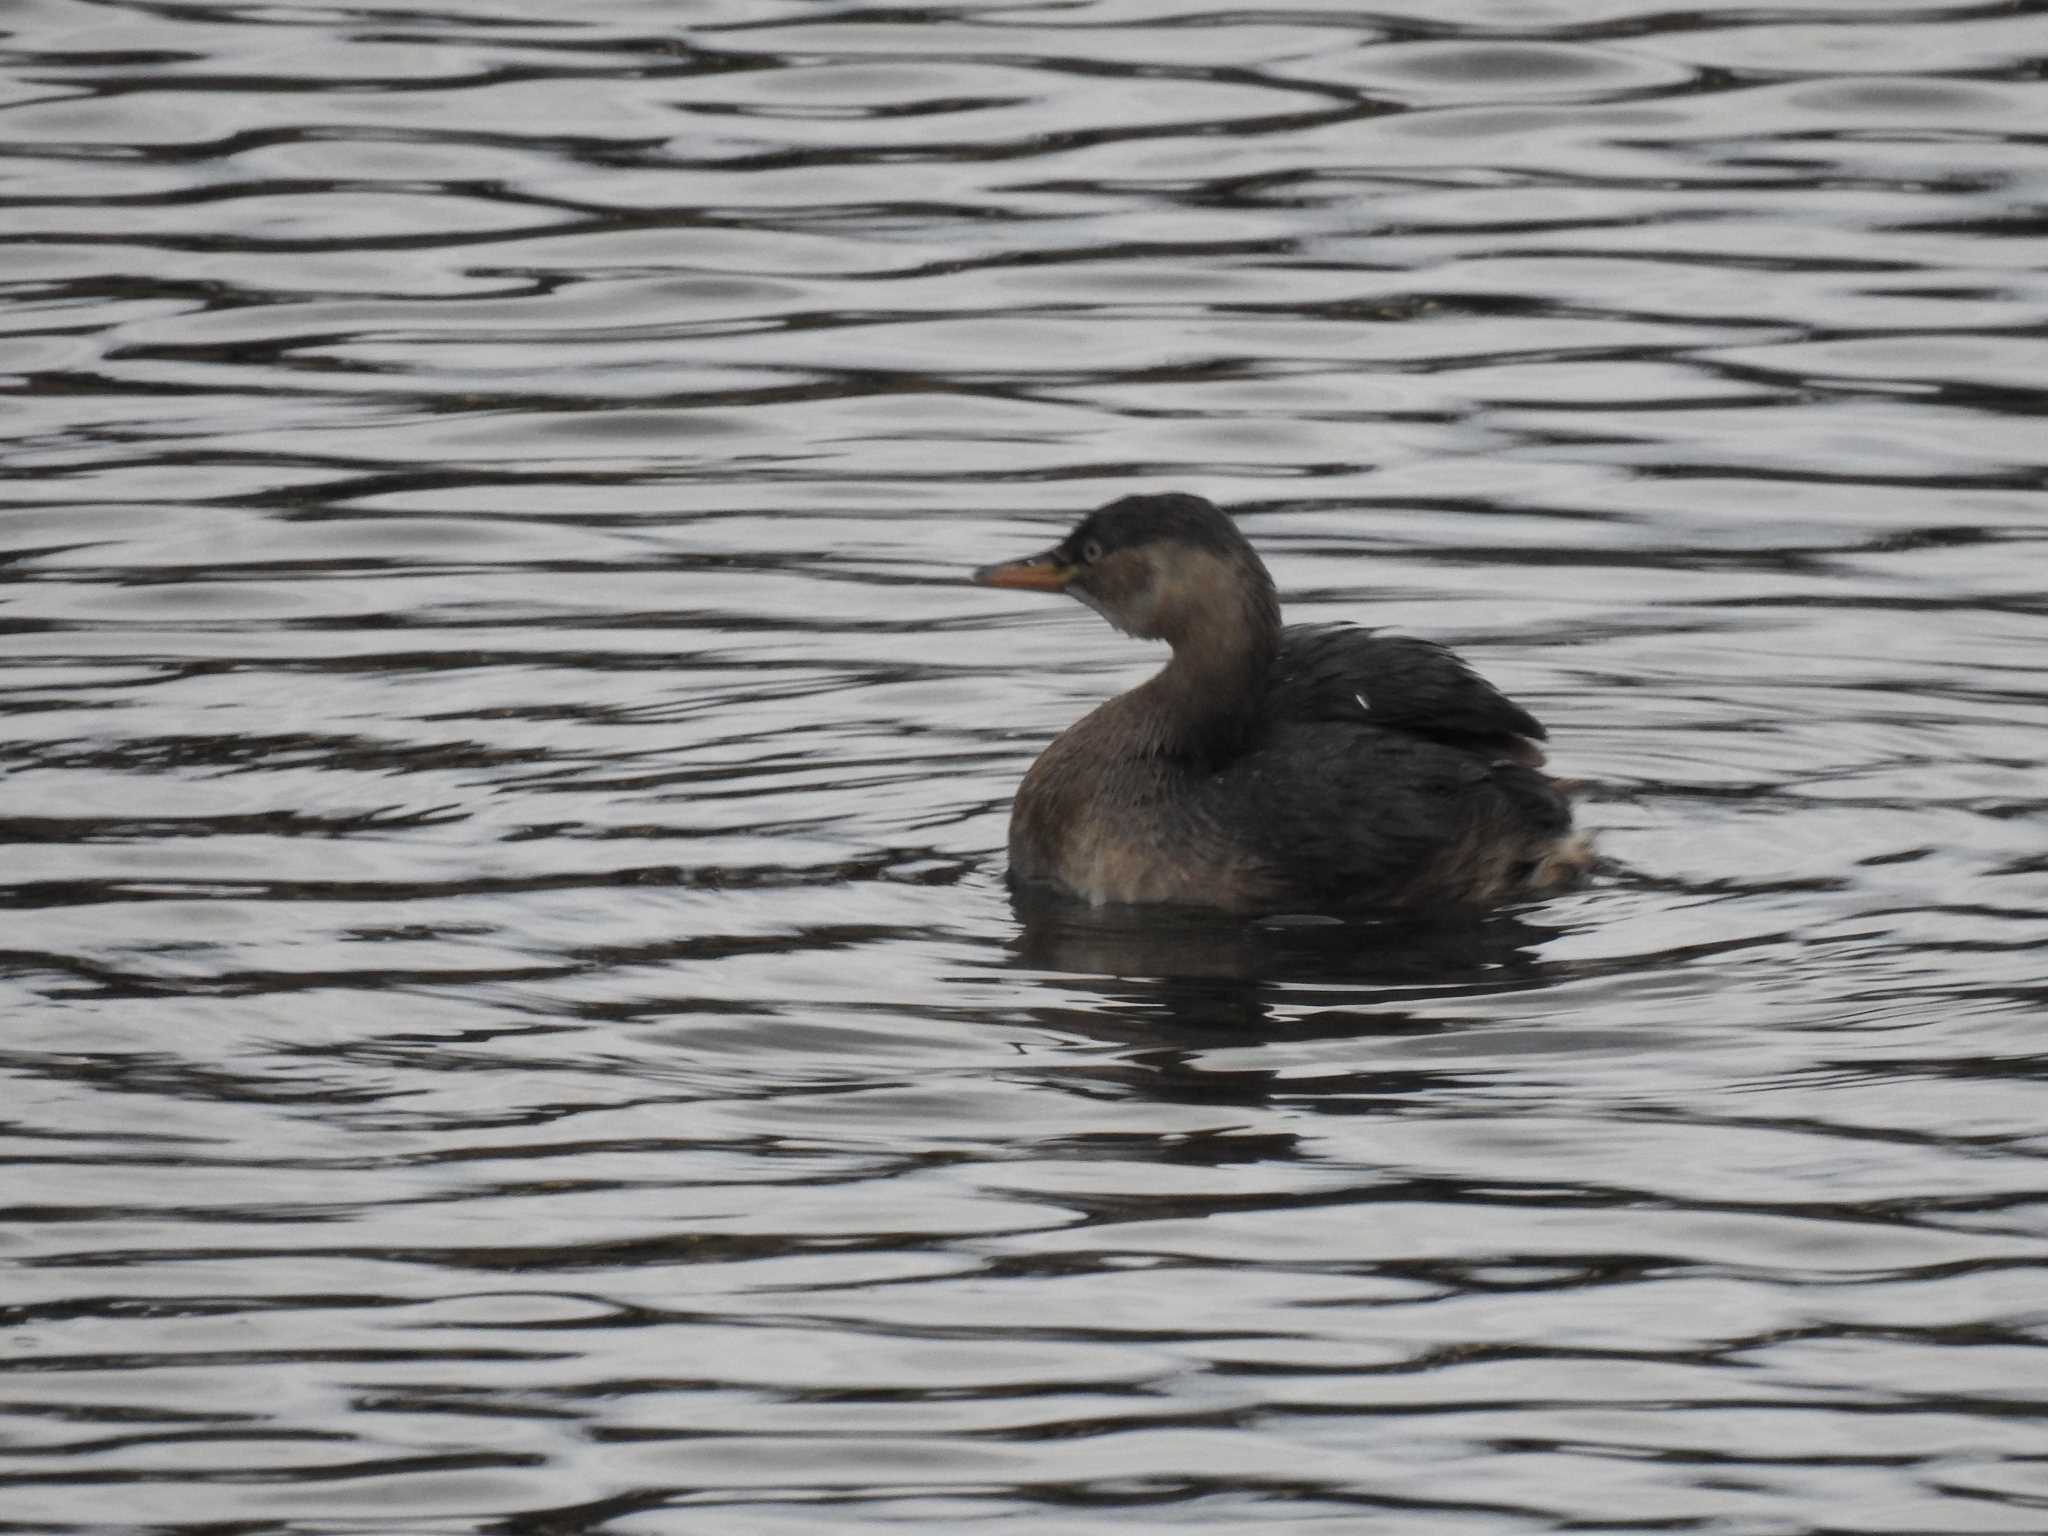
5 0 2048 1529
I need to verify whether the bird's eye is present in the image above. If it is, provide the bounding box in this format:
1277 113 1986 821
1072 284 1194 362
1082 539 1104 564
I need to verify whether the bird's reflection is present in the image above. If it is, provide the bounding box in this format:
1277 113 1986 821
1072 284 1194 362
998 893 1568 1127
1004 882 1569 1046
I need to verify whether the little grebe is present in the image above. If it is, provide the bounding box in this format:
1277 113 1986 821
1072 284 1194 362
973 492 1590 912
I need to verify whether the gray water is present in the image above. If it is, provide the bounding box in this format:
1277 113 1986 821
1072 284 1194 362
5 0 2048 1531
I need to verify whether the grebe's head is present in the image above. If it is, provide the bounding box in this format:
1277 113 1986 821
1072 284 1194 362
972 492 1274 645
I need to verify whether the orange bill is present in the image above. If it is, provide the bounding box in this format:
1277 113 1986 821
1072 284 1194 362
972 547 1075 591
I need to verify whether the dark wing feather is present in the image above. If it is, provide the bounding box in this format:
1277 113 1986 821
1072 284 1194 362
1203 722 1571 908
1268 622 1546 756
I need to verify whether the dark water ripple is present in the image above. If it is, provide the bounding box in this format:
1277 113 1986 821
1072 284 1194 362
3 0 2048 1530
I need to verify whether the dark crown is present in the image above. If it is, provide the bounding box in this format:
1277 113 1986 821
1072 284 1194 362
1066 493 1249 561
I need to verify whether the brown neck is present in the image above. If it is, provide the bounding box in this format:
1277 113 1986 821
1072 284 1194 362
1137 560 1280 761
